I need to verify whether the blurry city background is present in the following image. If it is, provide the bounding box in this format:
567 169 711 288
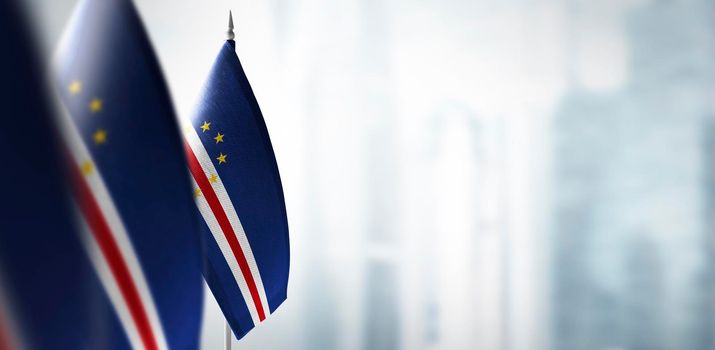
23 0 715 349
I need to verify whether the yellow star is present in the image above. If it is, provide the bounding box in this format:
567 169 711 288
193 188 202 198
69 81 82 95
216 153 227 164
209 173 218 184
200 121 211 132
89 98 103 113
214 132 225 144
93 129 107 144
80 160 94 175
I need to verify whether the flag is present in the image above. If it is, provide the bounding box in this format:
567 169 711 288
183 30 290 339
55 0 204 348
0 1 108 349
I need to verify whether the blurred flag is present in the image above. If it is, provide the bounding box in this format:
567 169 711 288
183 16 290 340
55 0 204 348
0 1 103 349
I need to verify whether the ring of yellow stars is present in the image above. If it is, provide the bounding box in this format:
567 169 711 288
93 129 107 145
214 132 224 144
80 160 94 175
209 173 218 184
216 153 227 164
69 81 82 95
89 98 103 113
200 121 211 132
193 188 202 198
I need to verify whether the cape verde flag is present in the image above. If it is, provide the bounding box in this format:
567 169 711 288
55 0 204 348
0 1 105 348
183 29 290 339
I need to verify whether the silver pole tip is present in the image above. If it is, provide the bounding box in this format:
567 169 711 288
227 11 235 40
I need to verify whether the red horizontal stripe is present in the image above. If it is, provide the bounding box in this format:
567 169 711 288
0 307 13 350
69 160 159 350
184 140 266 321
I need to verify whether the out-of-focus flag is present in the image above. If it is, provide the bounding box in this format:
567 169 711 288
55 0 204 348
0 1 105 349
183 14 289 340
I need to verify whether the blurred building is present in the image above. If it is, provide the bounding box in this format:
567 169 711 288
551 0 715 349
359 0 401 349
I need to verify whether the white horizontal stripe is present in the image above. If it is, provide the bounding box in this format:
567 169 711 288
184 123 271 318
58 102 168 350
77 215 144 350
191 177 260 325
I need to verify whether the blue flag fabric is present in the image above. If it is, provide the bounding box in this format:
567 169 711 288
55 0 203 348
183 40 289 340
0 2 107 349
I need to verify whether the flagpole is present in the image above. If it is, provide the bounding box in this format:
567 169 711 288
224 320 232 350
227 11 235 41
223 12 235 350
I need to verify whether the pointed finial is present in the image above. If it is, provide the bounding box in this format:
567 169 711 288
227 11 235 41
